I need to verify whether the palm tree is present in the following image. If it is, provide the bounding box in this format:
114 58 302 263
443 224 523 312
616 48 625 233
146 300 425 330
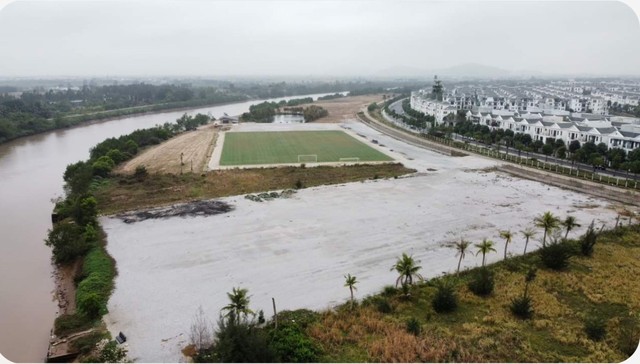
499 230 513 259
521 228 536 254
390 253 423 287
344 274 358 305
534 211 560 247
222 287 254 321
448 238 471 274
561 216 580 239
475 239 497 267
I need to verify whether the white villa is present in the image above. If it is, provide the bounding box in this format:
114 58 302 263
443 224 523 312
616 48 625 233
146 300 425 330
467 110 640 153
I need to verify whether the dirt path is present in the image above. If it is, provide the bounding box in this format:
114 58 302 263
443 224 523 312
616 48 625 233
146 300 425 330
117 124 218 174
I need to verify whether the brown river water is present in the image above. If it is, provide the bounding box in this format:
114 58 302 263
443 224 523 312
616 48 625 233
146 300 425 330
0 93 338 362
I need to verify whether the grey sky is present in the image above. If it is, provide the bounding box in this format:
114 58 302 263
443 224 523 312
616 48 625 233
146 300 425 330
0 0 639 77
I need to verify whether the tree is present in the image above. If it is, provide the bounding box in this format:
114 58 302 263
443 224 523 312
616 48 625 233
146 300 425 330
390 253 423 287
344 274 358 306
562 216 580 240
45 221 89 265
448 238 471 275
475 239 497 267
91 155 116 177
534 211 560 247
542 144 554 161
521 228 536 254
569 140 581 154
222 287 254 322
499 230 513 259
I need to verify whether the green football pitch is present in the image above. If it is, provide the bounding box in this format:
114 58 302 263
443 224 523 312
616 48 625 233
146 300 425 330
219 130 393 166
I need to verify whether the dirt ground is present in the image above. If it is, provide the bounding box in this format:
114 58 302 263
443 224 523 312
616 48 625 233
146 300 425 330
116 124 218 174
307 94 386 123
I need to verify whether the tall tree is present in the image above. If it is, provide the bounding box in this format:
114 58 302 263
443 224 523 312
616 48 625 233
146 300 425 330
222 287 254 322
499 230 513 259
448 238 471 275
344 274 358 307
534 211 560 247
562 216 581 240
475 239 497 267
521 228 536 254
390 253 423 287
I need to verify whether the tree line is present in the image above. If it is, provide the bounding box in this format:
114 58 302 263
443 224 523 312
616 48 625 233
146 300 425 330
240 98 328 123
437 120 640 173
48 113 211 362
0 84 245 144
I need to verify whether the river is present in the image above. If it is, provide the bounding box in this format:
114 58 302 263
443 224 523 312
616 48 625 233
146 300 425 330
0 92 342 362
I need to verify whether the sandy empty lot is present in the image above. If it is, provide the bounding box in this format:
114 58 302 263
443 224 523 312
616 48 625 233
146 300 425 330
307 94 385 123
116 124 218 174
101 120 621 362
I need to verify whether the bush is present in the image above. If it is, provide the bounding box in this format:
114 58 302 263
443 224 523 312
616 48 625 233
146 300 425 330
69 331 107 354
468 267 494 296
618 315 640 357
406 317 421 336
584 315 607 341
580 221 599 257
539 242 573 270
294 179 304 189
75 248 115 319
54 313 94 337
510 295 534 319
45 221 89 265
134 165 148 181
382 285 398 297
432 280 458 313
91 155 115 177
195 316 274 363
268 324 320 362
375 297 393 314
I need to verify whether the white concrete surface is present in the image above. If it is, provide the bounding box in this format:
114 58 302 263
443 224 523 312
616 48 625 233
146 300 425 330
102 120 619 362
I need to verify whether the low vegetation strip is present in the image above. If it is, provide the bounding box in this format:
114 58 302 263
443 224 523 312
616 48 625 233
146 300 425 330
184 224 640 363
219 130 393 166
94 163 414 214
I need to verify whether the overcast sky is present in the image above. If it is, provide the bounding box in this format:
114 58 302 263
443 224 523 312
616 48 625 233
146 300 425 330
0 0 639 78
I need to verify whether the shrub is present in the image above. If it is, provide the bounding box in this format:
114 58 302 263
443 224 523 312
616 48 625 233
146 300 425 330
468 267 494 296
432 279 458 313
45 221 89 265
406 317 421 336
54 313 94 337
510 295 533 319
75 248 116 319
195 316 274 363
277 309 320 329
375 297 393 314
268 324 320 362
584 315 607 341
69 331 107 354
539 242 573 270
134 165 148 181
580 221 600 257
91 155 115 177
618 315 640 357
382 285 398 297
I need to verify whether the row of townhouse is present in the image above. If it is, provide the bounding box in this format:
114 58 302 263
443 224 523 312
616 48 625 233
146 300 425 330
410 92 457 124
467 110 640 153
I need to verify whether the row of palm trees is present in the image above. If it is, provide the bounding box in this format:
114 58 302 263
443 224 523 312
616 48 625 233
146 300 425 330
225 212 580 314
449 212 580 274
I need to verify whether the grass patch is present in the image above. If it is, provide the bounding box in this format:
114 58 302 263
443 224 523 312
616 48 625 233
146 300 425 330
94 163 414 214
220 130 393 165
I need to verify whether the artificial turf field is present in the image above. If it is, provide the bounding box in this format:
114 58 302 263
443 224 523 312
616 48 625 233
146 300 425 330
219 130 393 166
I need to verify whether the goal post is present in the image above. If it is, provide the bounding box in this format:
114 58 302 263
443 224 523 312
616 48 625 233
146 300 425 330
297 154 318 163
339 157 360 162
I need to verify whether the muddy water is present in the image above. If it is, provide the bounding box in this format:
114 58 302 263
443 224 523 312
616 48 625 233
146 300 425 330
0 92 339 362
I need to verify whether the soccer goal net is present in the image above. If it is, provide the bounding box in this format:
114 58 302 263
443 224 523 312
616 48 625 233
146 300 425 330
339 157 360 162
297 154 318 163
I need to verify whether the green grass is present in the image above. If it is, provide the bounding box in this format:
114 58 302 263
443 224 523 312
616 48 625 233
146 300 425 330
219 131 393 165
